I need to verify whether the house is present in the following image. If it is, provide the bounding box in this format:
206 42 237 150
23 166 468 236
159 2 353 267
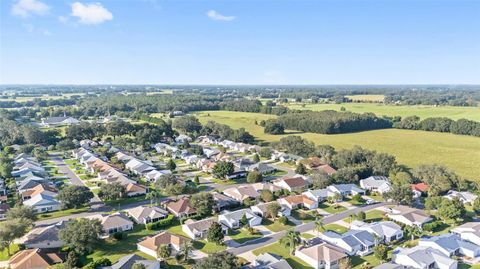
302 157 326 170
125 205 168 224
411 183 429 198
153 143 179 156
21 184 58 200
182 217 228 239
125 158 155 175
251 253 293 269
392 246 457 269
386 206 433 228
303 188 335 203
175 134 192 144
0 204 10 220
125 183 147 197
372 263 412 269
317 164 337 175
273 177 310 192
451 222 480 246
327 184 366 197
251 182 282 193
85 213 134 237
360 176 392 194
443 190 478 205
16 221 66 249
251 201 291 218
23 193 61 213
418 233 480 259
223 185 261 202
145 169 172 182
248 162 276 174
166 197 196 218
9 249 64 269
213 192 239 211
279 154 304 164
137 231 189 258
41 116 79 127
278 195 318 210
295 242 348 269
350 221 403 243
320 229 376 256
104 253 160 269
219 208 262 229
203 148 220 158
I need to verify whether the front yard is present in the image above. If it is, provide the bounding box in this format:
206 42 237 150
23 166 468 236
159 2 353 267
192 240 226 254
262 219 295 232
324 223 348 234
229 228 263 244
291 210 317 223
37 207 90 220
318 203 347 214
253 242 313 269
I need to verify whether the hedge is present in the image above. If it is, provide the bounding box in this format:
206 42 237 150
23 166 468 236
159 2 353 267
146 214 175 230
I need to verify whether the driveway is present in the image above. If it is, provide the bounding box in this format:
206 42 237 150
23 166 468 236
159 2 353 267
228 202 394 255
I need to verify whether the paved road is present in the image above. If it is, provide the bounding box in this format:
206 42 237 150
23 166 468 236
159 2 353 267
49 153 104 208
228 202 393 255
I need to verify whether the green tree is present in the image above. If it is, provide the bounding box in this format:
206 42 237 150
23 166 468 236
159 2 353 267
181 240 192 262
166 159 176 171
311 170 331 189
279 229 301 254
264 120 285 135
437 197 465 222
207 222 224 245
240 213 248 227
295 163 307 175
473 197 480 214
157 244 171 260
339 257 352 269
383 184 413 205
173 115 202 133
146 190 161 206
132 263 146 269
314 218 325 236
190 192 214 217
212 161 234 179
59 218 102 255
98 182 125 201
57 185 94 209
356 211 366 221
374 244 388 261
252 154 260 163
193 252 239 269
6 205 36 222
194 175 200 184
260 190 274 202
0 218 31 256
266 202 281 219
247 170 263 183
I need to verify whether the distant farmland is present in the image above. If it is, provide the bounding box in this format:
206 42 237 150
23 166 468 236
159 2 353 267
189 110 480 181
285 102 480 121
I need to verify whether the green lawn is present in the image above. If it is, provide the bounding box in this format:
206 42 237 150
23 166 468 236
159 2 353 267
368 193 385 202
0 244 20 261
318 203 347 214
192 240 226 254
301 233 315 239
104 195 147 207
352 253 382 269
229 228 263 244
324 223 348 234
345 95 385 102
253 242 313 269
191 110 480 180
365 210 386 222
37 207 90 220
263 219 295 232
291 210 317 223
167 224 190 238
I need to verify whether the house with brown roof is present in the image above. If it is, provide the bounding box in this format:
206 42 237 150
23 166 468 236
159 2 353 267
9 248 64 269
411 183 428 198
85 213 134 237
16 221 66 249
125 183 147 197
386 206 433 228
302 157 326 170
273 177 310 192
182 217 228 239
21 184 58 201
295 242 348 269
317 164 337 175
166 197 196 218
223 185 261 202
137 231 190 258
278 194 318 210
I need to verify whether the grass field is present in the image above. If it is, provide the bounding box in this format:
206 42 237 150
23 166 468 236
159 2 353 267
253 242 313 269
0 93 84 102
345 94 385 102
190 111 480 180
285 102 480 121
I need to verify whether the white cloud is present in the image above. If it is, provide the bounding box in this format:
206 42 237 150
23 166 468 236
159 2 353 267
71 2 113 25
58 16 69 24
206 10 235 21
11 0 50 18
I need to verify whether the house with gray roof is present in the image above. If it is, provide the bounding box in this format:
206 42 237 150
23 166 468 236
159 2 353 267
327 184 366 197
320 229 376 256
182 217 228 240
392 246 457 269
125 205 168 224
418 233 480 259
360 176 392 194
302 188 336 203
41 116 79 127
16 221 66 249
443 190 478 205
251 253 293 269
351 220 403 243
104 254 160 269
247 162 276 174
451 222 480 246
23 193 61 213
219 208 262 229
386 206 432 228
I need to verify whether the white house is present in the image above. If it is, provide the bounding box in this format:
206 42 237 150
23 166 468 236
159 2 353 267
350 221 403 243
273 177 310 192
359 176 392 194
181 217 228 240
218 209 262 229
251 201 291 218
85 213 134 238
418 233 480 259
278 195 318 210
23 193 61 213
41 116 79 127
327 184 366 197
451 222 480 246
443 190 478 205
386 206 433 228
392 246 457 269
252 253 293 269
125 205 168 224
303 188 336 203
320 230 376 256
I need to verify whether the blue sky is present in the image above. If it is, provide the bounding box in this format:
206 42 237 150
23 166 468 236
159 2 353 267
1 0 479 85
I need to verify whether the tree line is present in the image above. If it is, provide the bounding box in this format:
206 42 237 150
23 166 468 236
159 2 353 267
394 116 480 137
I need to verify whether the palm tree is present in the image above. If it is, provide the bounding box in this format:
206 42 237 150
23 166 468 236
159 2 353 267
280 229 301 255
411 225 423 240
146 190 159 205
314 218 325 236
182 240 193 262
157 244 171 261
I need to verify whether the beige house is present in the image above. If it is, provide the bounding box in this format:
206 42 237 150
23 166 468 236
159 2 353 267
182 217 228 240
9 248 64 269
386 206 432 228
137 231 190 258
166 197 196 218
85 213 134 237
126 205 169 224
295 242 347 269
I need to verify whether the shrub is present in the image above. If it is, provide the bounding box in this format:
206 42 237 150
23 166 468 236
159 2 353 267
423 221 442 232
145 215 175 230
84 258 112 269
112 232 126 240
278 216 289 225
